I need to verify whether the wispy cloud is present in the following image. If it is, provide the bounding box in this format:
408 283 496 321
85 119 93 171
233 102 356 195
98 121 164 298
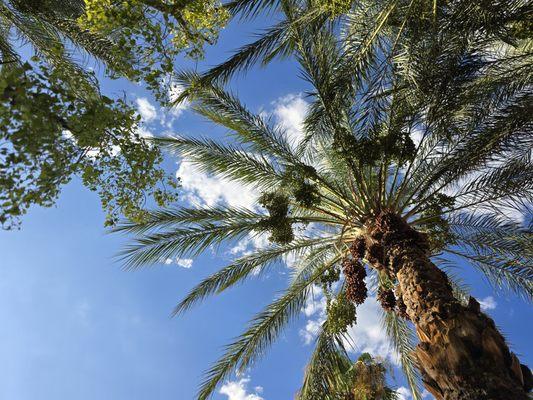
136 97 158 122
271 93 308 148
479 296 497 311
175 159 258 210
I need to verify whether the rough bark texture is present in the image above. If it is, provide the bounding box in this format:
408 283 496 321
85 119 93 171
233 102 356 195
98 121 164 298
362 211 531 400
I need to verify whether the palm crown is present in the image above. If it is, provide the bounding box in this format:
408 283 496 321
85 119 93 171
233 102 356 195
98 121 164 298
299 348 400 400
116 1 532 399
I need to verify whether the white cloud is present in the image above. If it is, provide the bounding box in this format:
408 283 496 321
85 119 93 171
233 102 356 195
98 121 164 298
300 318 325 345
229 237 251 256
410 127 424 146
156 81 191 128
479 296 497 311
397 387 432 399
272 94 308 148
176 159 258 209
344 297 398 364
219 378 264 400
396 386 412 400
396 386 433 399
302 286 326 317
136 125 154 139
397 386 412 400
299 286 327 345
136 97 157 122
229 234 269 258
177 258 193 269
163 257 193 268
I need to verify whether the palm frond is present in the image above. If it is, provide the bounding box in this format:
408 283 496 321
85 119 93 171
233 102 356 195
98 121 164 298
448 212 533 260
412 91 532 208
197 255 336 400
432 257 472 305
197 19 292 84
225 0 281 19
116 3 533 398
173 237 335 316
0 3 79 71
113 206 263 235
297 330 351 400
118 220 265 270
179 78 301 164
436 212 533 301
50 18 126 73
383 311 422 400
154 136 283 189
0 15 17 64
447 248 533 302
452 154 533 211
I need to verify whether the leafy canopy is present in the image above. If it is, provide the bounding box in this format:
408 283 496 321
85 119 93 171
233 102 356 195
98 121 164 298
0 59 178 228
0 0 223 227
2 0 229 100
79 0 229 101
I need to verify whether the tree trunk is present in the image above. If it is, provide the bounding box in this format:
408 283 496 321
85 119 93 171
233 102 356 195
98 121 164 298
363 212 531 400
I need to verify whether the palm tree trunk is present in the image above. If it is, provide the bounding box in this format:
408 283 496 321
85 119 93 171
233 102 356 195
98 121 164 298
365 212 530 400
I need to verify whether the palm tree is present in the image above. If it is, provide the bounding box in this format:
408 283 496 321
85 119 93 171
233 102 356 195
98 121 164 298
298 338 400 400
115 3 532 400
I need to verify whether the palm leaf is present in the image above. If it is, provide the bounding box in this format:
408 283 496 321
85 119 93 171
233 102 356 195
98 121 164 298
197 254 338 400
383 311 422 400
173 237 336 316
154 136 284 189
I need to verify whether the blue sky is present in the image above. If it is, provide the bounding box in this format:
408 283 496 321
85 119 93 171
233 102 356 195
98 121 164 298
1 13 532 400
